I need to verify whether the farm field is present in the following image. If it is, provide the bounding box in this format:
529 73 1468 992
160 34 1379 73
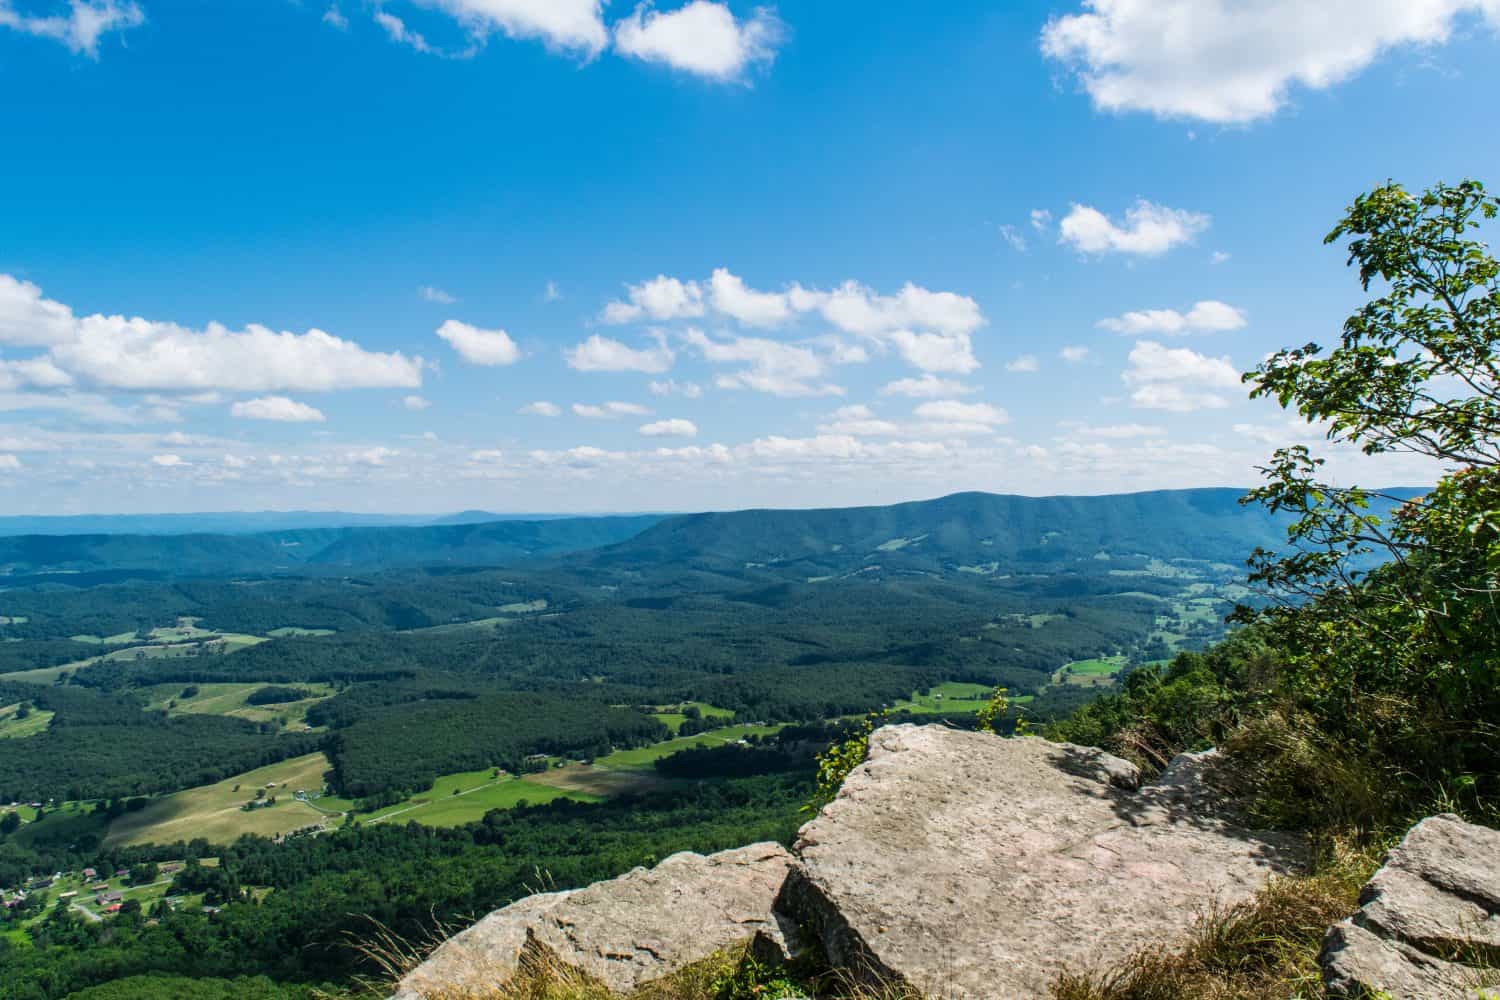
138 682 335 728
523 765 668 799
0 703 52 739
892 681 995 715
649 701 735 733
592 724 785 770
353 721 786 829
1053 655 1129 687
365 770 596 828
0 664 76 684
104 753 336 847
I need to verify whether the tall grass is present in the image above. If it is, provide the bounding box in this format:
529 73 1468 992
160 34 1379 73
1050 844 1381 1000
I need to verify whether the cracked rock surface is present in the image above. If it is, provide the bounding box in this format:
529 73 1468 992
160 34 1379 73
783 726 1305 999
396 725 1308 999
393 843 796 998
1321 814 1500 998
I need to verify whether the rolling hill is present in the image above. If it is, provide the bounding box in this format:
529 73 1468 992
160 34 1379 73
0 515 666 580
590 489 1308 577
0 489 1426 584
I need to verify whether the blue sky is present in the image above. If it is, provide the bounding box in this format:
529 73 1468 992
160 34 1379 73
0 0 1496 514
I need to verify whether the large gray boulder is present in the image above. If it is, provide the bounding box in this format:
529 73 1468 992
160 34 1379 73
782 725 1304 999
1322 814 1500 998
394 843 797 999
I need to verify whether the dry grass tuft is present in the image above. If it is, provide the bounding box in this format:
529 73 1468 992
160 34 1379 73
1050 843 1380 1000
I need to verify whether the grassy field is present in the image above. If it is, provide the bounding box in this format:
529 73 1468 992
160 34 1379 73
592 724 784 770
364 770 596 828
649 701 735 733
0 702 53 739
104 753 336 847
892 681 995 715
523 765 668 799
0 664 78 684
138 682 334 728
1053 655 1129 687
266 627 336 637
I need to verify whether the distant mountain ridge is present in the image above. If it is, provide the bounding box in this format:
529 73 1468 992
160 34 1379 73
0 510 581 537
589 488 1424 578
0 489 1427 583
0 515 666 579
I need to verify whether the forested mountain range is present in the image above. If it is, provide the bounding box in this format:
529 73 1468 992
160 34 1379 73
0 488 1416 581
590 488 1305 575
0 515 666 578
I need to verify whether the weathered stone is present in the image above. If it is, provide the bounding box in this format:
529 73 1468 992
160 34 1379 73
394 843 797 999
1322 815 1500 998
784 725 1303 999
1322 919 1482 999
392 891 574 1000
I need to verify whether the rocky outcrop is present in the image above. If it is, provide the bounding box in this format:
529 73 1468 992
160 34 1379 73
394 843 796 999
1321 814 1500 998
397 725 1306 999
783 726 1303 999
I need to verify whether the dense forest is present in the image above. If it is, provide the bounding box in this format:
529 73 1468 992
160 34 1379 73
0 774 810 1000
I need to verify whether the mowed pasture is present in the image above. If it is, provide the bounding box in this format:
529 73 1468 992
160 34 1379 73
104 753 336 847
365 769 597 828
649 701 735 733
1053 655 1128 687
892 681 995 715
354 722 785 829
139 682 335 728
523 765 665 799
0 664 77 685
591 723 785 770
0 702 53 739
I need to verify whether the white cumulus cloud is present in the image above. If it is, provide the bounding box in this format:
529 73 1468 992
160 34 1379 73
0 0 144 56
1058 200 1210 256
231 396 328 423
1041 0 1500 124
0 274 81 345
639 417 698 437
574 401 651 419
436 320 521 366
1123 339 1243 412
56 318 423 391
519 400 562 416
709 267 794 327
419 0 608 55
614 1 783 80
1098 300 1248 336
601 275 705 324
881 375 977 398
565 334 675 373
2 273 423 392
685 328 844 397
913 399 1009 426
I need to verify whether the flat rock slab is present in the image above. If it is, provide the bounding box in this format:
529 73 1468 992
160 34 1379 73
395 843 796 998
1322 814 1500 998
784 725 1304 999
